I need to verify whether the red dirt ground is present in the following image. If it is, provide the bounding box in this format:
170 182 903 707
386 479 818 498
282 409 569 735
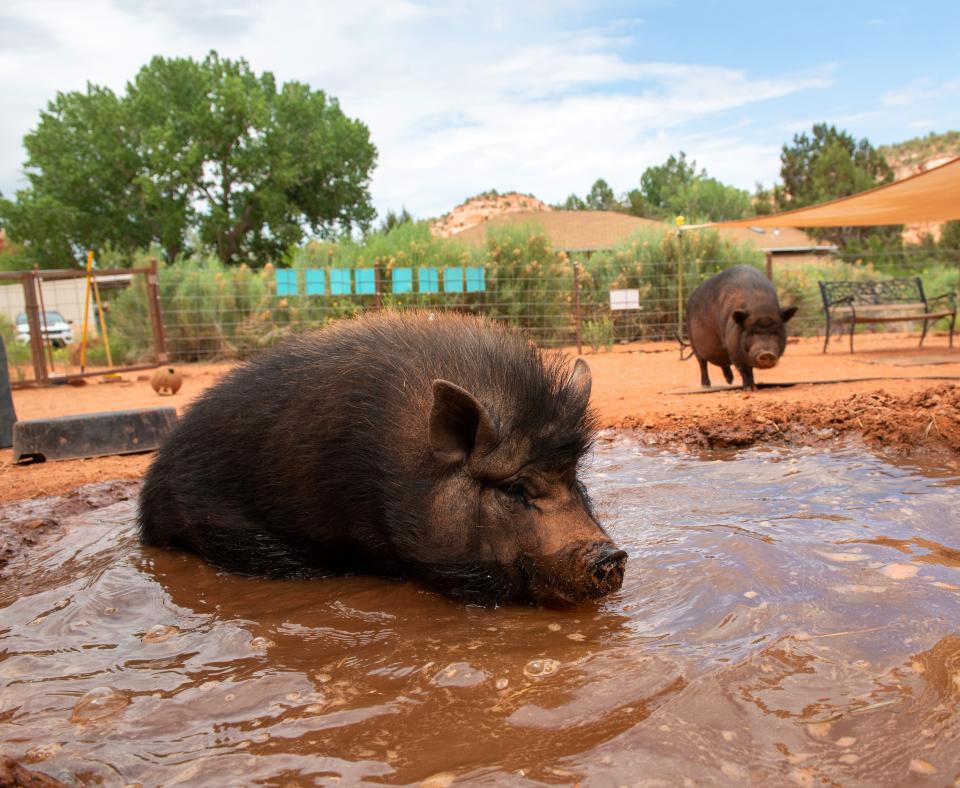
2 332 959 504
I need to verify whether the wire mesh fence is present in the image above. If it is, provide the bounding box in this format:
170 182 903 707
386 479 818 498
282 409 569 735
148 250 959 360
2 248 958 383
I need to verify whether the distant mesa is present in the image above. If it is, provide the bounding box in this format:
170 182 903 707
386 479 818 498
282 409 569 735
430 191 551 238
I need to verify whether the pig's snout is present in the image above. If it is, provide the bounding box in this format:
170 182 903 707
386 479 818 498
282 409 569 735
532 540 627 605
755 351 779 369
589 544 628 597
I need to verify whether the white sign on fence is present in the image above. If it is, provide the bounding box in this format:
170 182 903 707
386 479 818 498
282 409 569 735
609 288 640 311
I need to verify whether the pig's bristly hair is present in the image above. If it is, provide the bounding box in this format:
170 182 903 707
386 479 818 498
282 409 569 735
139 310 603 592
289 310 599 472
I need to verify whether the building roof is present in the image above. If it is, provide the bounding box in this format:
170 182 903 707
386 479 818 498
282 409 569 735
451 209 832 253
710 225 835 252
450 210 663 251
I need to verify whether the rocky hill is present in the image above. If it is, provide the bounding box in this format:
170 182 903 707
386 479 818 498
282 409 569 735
880 131 960 179
430 191 550 238
880 131 960 242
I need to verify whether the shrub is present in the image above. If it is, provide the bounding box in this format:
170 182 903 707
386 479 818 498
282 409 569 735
0 313 33 381
582 227 765 340
583 316 615 352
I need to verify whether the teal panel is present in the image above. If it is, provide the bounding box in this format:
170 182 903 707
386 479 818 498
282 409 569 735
418 267 439 294
330 268 351 295
443 267 464 293
275 269 297 296
392 267 413 294
355 268 376 295
305 268 326 295
466 267 486 293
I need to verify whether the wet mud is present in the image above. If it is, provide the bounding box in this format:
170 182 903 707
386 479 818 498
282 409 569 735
627 383 960 455
1 437 959 785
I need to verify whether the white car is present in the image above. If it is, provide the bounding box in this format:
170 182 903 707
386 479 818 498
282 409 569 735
15 311 74 348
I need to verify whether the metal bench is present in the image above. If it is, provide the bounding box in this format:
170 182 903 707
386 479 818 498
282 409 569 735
819 277 956 353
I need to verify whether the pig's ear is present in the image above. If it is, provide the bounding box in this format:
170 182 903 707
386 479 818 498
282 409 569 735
568 358 592 407
780 305 798 323
429 380 498 465
732 310 748 326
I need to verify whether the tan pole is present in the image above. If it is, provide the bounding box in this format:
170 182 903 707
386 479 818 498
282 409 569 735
80 250 94 372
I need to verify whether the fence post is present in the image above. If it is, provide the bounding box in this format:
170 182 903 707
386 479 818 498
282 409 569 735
374 258 383 310
766 252 774 282
21 270 48 384
146 258 169 363
675 231 685 337
572 259 583 356
33 265 56 373
0 334 16 448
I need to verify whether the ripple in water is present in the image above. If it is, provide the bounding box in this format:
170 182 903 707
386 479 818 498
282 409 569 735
1 437 959 785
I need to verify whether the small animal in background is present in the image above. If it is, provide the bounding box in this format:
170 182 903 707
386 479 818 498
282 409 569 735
139 311 626 606
150 367 183 395
685 266 797 390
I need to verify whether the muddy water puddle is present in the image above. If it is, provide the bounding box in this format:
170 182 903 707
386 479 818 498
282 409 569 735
2 436 960 786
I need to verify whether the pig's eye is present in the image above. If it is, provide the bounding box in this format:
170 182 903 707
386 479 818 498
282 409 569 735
497 482 532 508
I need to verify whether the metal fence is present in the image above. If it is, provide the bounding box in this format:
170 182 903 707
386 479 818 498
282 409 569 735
0 262 166 386
2 249 958 384
150 250 959 360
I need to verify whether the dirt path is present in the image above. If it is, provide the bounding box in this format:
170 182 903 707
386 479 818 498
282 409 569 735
2 332 959 503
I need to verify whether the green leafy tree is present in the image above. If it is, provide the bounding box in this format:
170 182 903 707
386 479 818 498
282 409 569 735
376 207 414 234
639 153 698 216
941 220 960 259
558 193 587 210
0 51 377 266
753 183 775 216
621 188 647 218
775 123 896 248
638 152 751 222
584 178 618 211
556 179 627 213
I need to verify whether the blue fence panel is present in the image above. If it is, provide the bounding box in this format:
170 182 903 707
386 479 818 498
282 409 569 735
392 267 413 294
418 267 439 294
465 267 486 293
275 269 298 296
305 268 326 295
443 267 464 293
330 268 351 295
355 268 376 295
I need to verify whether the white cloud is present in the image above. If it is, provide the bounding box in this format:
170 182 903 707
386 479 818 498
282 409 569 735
883 77 960 108
0 0 833 222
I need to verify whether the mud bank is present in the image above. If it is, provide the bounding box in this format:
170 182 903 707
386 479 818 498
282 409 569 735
0 481 138 572
3 335 959 503
622 383 960 456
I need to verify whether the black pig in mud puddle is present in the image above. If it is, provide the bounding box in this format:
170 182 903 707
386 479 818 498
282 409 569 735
685 266 797 390
139 312 626 606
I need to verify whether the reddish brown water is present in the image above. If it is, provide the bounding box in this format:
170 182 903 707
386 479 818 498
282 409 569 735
2 435 960 786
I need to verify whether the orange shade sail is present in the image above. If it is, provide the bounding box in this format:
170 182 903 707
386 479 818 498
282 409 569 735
714 156 960 228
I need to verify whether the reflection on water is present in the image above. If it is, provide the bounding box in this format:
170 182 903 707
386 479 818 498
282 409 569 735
1 435 959 785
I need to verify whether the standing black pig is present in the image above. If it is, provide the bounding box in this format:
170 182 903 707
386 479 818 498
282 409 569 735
139 311 626 606
685 265 797 390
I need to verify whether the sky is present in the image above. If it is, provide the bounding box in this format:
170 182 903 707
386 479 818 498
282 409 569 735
1 0 959 222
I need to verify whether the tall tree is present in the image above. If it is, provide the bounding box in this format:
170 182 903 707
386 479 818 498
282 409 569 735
638 152 751 222
639 153 699 216
775 123 896 247
584 178 618 211
0 51 377 266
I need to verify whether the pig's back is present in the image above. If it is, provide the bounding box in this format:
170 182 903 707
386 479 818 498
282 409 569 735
138 312 549 570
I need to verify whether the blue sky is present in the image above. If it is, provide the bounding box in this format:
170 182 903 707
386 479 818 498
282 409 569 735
1 1 958 222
